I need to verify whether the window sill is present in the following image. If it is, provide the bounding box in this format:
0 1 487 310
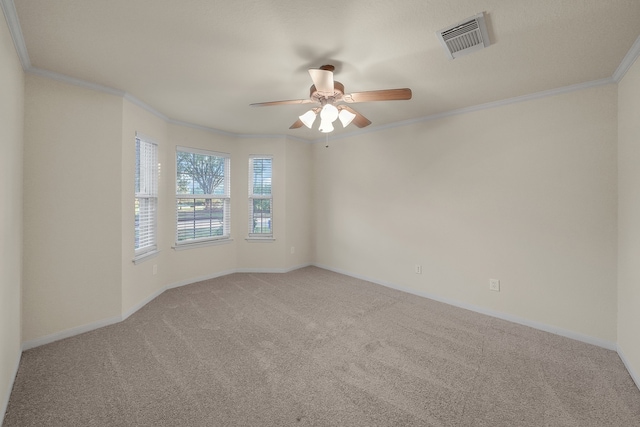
172 238 233 251
133 249 160 264
245 237 275 242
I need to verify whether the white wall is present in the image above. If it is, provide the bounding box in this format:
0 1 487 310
14 67 622 357
284 138 313 267
618 55 640 386
123 122 306 312
234 136 314 271
313 85 619 344
20 80 315 345
234 137 288 271
22 74 617 347
23 74 123 342
162 123 240 285
121 99 167 314
0 8 24 418
3 7 637 419
12 48 636 415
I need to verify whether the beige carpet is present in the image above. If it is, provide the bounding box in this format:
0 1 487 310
4 267 640 426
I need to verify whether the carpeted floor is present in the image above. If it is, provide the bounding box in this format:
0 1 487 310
4 266 640 426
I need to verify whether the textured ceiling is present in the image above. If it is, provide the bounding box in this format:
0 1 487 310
10 0 640 140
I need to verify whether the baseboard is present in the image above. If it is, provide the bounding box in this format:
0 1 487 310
166 268 238 290
21 314 122 351
1 347 22 426
313 263 617 351
21 265 312 351
124 268 264 319
121 287 167 322
617 345 640 391
283 263 313 272
236 263 312 274
21 262 616 355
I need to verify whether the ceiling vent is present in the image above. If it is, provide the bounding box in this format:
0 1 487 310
437 12 490 59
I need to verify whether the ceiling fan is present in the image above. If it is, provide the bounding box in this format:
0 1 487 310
250 65 412 133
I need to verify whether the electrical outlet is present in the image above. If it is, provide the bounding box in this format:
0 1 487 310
290 246 295 254
153 264 158 275
415 264 422 274
489 279 500 292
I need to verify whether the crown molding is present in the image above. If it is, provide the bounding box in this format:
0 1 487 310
166 118 312 142
166 117 241 138
3 0 637 142
123 93 169 121
313 77 615 143
25 67 313 142
238 133 311 143
1 0 29 69
283 134 314 144
613 34 640 83
27 67 125 96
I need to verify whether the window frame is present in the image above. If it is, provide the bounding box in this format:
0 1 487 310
134 133 159 263
175 146 231 248
247 155 274 240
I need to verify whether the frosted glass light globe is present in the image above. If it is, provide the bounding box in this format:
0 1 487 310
299 110 317 128
319 119 334 133
338 109 356 127
320 104 339 122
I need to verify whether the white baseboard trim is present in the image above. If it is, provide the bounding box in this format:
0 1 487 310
19 263 618 356
21 265 312 351
617 345 640 391
236 263 312 274
124 268 262 321
166 268 238 290
285 263 313 272
236 267 289 273
21 314 123 351
128 265 311 320
1 347 22 426
121 288 166 322
313 263 617 351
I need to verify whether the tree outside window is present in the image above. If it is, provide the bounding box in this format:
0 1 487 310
176 148 231 244
248 156 272 237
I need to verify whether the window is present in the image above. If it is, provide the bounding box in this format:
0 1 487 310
248 156 273 238
176 147 231 246
134 134 158 260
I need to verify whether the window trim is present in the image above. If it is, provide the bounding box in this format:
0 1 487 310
133 249 160 264
248 155 273 240
134 133 159 263
175 146 231 248
172 238 234 251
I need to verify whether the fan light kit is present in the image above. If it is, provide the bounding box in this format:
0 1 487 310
251 65 412 133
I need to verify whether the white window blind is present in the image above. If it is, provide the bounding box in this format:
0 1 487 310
248 156 273 237
135 136 158 257
176 146 231 245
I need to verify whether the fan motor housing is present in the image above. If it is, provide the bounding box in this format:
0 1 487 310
310 81 344 103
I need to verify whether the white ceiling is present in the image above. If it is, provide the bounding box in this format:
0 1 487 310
8 0 640 140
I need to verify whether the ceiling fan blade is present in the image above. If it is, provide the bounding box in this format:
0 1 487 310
343 88 412 103
308 69 334 95
340 106 372 128
289 119 305 129
250 99 315 107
